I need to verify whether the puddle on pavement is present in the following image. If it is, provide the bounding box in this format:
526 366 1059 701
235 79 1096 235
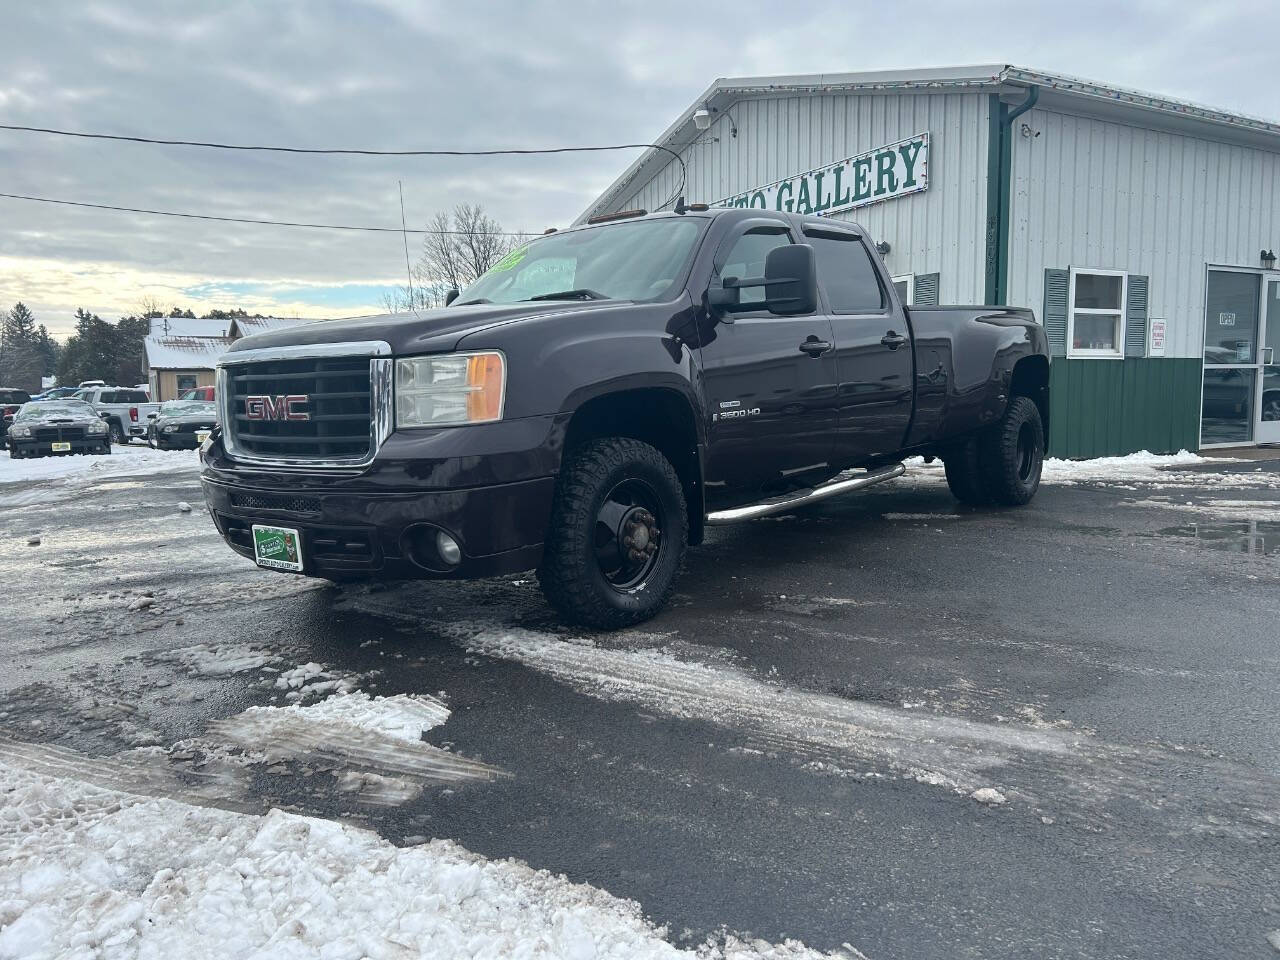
1154 520 1280 556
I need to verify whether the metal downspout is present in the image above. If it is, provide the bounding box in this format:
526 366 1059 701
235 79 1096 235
986 84 1038 305
998 85 1038 304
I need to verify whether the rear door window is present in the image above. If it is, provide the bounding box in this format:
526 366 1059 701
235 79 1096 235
808 234 885 313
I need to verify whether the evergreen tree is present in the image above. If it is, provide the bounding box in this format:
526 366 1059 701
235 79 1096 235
0 302 44 391
35 325 61 377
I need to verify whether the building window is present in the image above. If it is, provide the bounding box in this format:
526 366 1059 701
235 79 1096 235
1068 268 1126 358
891 274 913 305
177 374 198 390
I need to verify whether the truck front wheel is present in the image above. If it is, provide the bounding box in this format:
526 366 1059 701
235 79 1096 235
538 438 687 629
108 420 126 445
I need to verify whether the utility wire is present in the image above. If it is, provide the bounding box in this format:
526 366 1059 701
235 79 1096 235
0 191 531 235
0 122 688 205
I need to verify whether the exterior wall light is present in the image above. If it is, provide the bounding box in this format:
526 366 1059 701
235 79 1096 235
693 108 712 131
1262 249 1277 269
876 241 892 256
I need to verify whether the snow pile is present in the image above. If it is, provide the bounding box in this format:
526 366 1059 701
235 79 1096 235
273 662 360 700
154 643 281 677
0 762 842 959
211 691 500 797
247 691 450 744
1040 450 1214 483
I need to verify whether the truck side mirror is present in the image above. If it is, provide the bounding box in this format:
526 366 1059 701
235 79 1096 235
762 243 818 316
445 289 460 306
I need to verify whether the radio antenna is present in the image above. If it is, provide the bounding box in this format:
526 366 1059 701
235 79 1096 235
398 180 420 317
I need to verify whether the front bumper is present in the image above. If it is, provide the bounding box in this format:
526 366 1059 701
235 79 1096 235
11 437 110 456
201 473 555 580
200 413 565 580
156 428 213 449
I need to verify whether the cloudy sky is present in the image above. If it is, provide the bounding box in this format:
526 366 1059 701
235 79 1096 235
2 0 1278 338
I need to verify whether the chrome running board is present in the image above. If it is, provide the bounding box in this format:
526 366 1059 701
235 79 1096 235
705 462 906 525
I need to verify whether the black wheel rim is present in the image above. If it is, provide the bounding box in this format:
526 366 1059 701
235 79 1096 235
1016 422 1038 483
594 478 664 591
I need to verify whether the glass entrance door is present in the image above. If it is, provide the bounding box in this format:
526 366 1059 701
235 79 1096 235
1202 269 1260 445
1258 279 1280 444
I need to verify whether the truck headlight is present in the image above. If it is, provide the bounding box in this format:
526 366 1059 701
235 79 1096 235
395 351 505 427
10 425 30 438
87 420 107 434
163 425 178 433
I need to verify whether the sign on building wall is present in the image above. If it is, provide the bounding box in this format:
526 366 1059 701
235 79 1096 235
1148 318 1166 357
715 132 929 215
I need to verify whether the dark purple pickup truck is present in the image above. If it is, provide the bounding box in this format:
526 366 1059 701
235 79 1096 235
201 207 1049 627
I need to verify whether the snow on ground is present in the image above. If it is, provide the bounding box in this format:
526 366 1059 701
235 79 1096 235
905 450 1278 490
458 625 1074 795
209 690 502 799
269 691 452 742
0 446 200 508
1040 450 1219 483
0 763 845 960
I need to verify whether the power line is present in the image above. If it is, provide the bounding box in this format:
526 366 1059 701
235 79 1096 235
0 122 688 202
0 191 531 235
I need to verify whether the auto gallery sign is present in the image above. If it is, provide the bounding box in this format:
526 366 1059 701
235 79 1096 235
715 132 929 215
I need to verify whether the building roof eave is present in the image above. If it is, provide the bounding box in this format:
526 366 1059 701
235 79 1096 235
578 64 1280 223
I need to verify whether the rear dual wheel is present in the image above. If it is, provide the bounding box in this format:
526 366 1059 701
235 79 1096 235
944 396 1044 507
538 438 687 629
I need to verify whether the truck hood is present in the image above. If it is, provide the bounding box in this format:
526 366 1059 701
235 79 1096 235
224 301 620 357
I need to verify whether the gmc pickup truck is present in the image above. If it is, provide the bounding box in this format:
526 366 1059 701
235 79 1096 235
201 207 1049 627
74 386 160 444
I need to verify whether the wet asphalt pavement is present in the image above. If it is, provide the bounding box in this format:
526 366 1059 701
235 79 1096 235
2 448 1279 959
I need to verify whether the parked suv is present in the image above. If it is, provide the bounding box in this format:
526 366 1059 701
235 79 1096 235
74 386 160 444
201 207 1049 627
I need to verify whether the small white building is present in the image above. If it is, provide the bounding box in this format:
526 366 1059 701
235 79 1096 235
581 65 1280 456
144 336 229 401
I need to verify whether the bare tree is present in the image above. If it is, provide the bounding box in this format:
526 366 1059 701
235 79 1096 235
384 204 530 313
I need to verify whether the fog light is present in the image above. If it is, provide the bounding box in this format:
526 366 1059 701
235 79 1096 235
436 531 461 566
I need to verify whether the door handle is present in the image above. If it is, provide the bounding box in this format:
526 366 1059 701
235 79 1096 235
881 331 909 349
799 337 832 357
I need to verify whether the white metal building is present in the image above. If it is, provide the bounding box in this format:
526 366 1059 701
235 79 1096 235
580 65 1280 456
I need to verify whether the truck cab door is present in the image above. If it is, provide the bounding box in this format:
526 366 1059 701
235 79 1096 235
802 223 914 465
696 219 838 504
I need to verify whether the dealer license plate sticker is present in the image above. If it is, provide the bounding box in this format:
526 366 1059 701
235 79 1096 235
51 442 71 452
195 430 211 444
252 525 303 572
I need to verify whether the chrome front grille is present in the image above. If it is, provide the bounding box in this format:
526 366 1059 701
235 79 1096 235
218 340 393 469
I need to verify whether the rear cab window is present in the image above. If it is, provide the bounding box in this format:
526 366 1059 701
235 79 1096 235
806 230 886 313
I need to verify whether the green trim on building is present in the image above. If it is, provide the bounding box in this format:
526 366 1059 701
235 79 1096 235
983 94 1004 305
1048 358 1202 459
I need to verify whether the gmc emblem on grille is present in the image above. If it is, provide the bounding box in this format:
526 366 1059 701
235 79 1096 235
245 395 311 421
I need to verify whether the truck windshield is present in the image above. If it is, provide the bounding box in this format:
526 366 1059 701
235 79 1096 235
456 217 703 305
